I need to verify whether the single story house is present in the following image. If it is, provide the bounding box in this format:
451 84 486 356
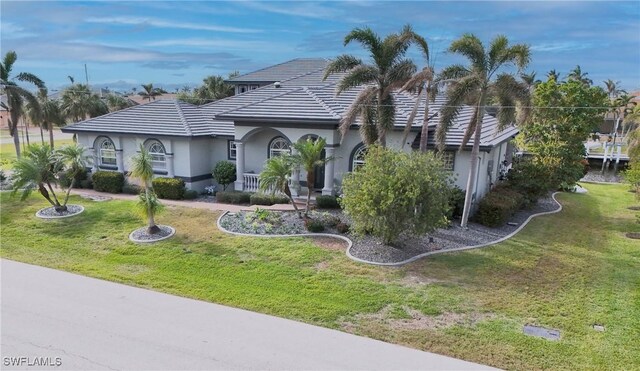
62 58 517 205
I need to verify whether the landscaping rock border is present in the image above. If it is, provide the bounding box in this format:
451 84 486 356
216 192 564 266
35 205 84 219
129 225 176 243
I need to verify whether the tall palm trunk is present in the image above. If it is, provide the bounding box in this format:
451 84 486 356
419 88 430 152
377 89 387 147
9 109 21 158
48 121 55 148
460 91 486 228
283 184 302 218
145 186 161 234
39 123 45 145
305 171 315 215
24 118 30 146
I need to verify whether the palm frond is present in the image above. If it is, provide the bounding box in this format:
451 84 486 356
336 65 377 94
386 59 416 88
460 106 480 150
449 34 486 72
339 86 377 141
437 74 481 150
493 73 531 129
436 64 470 83
16 72 45 89
1 51 17 81
401 67 433 92
129 144 154 187
323 54 362 80
488 35 509 70
344 27 381 56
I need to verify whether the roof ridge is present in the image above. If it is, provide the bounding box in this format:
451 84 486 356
173 100 193 136
227 58 326 82
215 87 302 117
303 87 341 119
63 99 163 129
279 64 328 84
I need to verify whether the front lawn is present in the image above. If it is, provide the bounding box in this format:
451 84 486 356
1 183 638 370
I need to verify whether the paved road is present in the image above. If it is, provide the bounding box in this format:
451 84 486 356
1 260 494 370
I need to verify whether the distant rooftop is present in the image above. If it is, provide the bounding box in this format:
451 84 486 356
227 58 329 84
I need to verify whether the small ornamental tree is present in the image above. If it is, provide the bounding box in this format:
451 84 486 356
212 161 236 191
340 146 451 245
516 77 608 188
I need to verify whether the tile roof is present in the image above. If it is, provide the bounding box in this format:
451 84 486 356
61 58 517 148
62 100 231 137
227 58 329 84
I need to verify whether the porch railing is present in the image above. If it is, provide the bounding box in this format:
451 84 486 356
242 173 292 195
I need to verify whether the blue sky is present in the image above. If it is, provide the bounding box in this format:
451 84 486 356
2 1 639 92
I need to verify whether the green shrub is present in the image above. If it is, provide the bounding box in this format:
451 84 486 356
152 177 185 200
122 183 142 195
250 193 289 206
212 161 236 191
80 179 93 189
507 158 552 205
340 146 451 245
447 187 465 219
59 168 88 189
183 189 199 200
474 186 525 227
216 191 251 204
316 195 340 209
336 222 350 234
92 171 125 193
305 218 325 233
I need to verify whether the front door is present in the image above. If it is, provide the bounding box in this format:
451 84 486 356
313 149 325 190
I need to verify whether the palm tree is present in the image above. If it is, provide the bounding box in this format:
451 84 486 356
106 94 134 111
438 34 531 228
27 88 66 148
603 79 625 99
61 84 108 122
546 69 561 82
567 65 593 85
1 51 45 158
292 137 336 214
139 83 161 102
56 144 91 206
259 155 302 218
129 144 163 234
323 25 425 146
11 144 65 211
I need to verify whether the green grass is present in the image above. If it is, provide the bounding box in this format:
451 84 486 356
0 139 75 170
1 183 639 370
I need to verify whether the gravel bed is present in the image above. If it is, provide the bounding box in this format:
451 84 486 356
129 225 175 243
36 204 84 219
80 194 112 202
349 194 561 264
581 170 622 183
218 194 561 265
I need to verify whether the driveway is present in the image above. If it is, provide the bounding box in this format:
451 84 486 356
1 260 493 370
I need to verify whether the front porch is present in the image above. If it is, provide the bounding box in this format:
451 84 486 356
230 126 339 196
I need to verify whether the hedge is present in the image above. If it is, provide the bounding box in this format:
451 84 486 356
92 171 125 193
250 193 290 206
316 195 340 209
183 189 199 200
474 186 525 227
152 178 186 200
122 183 142 195
216 191 251 204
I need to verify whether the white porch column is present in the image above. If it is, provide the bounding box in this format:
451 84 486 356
115 149 124 173
234 141 245 191
322 146 335 195
91 148 99 173
166 153 175 178
290 148 301 197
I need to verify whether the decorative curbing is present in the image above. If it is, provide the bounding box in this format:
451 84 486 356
35 205 85 219
216 192 565 267
216 212 354 249
129 225 176 244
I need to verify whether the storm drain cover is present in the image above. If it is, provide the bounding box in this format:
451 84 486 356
523 325 560 340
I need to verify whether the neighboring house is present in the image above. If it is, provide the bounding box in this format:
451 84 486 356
62 58 517 206
127 93 178 105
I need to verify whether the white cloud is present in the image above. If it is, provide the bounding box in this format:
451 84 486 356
1 22 37 39
144 38 294 52
239 1 340 19
85 16 262 34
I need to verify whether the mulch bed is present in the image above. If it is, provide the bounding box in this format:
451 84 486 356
36 204 84 219
129 225 175 243
218 194 562 265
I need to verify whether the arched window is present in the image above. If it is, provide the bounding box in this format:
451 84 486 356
97 137 116 167
145 139 166 170
268 136 291 158
350 144 367 171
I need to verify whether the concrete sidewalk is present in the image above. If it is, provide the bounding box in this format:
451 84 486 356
1 259 494 370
